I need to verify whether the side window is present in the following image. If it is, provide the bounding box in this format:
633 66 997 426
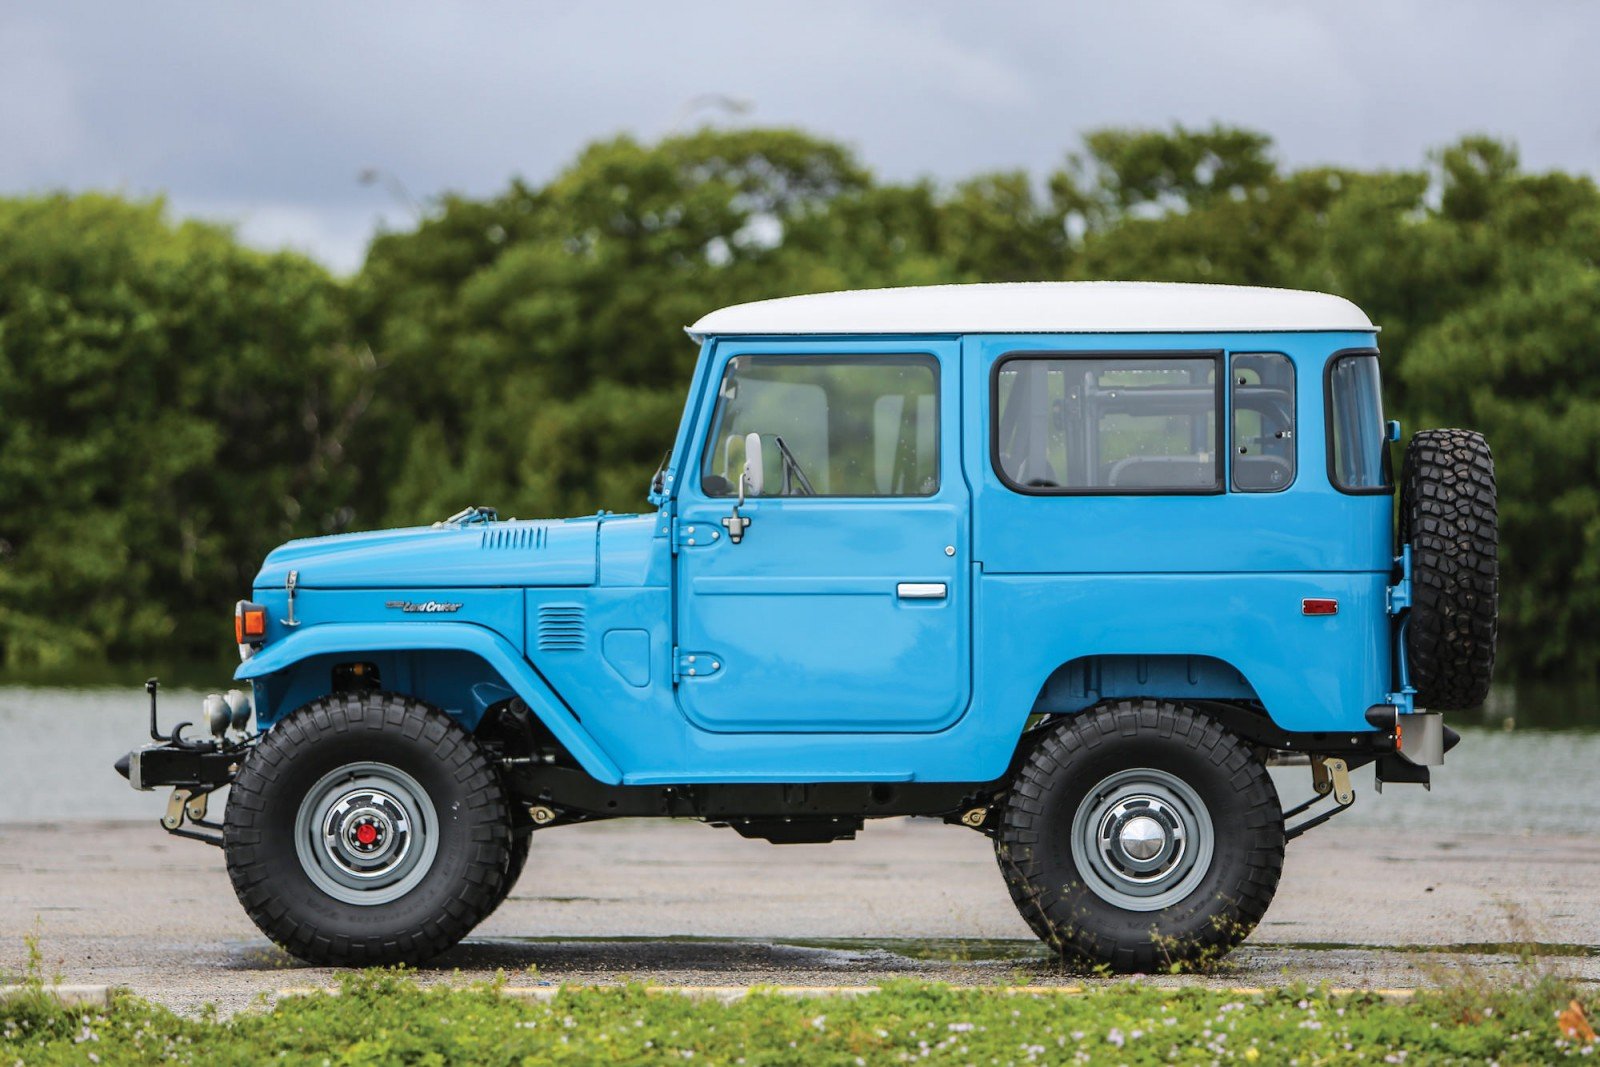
993 354 1221 493
1325 351 1390 492
701 355 940 498
1231 353 1296 492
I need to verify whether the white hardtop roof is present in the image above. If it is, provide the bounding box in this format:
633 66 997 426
689 282 1376 337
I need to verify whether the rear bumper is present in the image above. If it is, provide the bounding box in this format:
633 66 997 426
1363 705 1460 766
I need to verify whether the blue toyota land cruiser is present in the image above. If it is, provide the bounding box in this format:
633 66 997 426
116 282 1497 972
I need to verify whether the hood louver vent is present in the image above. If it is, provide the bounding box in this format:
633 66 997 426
481 526 548 551
536 604 586 652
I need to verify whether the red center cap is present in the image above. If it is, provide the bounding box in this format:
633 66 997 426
355 823 378 846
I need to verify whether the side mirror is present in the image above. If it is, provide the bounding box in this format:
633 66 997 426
741 432 765 499
722 433 762 545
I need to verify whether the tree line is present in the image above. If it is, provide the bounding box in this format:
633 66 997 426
0 125 1594 684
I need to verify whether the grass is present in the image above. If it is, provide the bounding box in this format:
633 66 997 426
2 969 1596 1065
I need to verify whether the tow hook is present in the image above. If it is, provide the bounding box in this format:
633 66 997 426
1284 755 1355 841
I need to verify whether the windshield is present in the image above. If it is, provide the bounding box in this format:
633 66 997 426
1326 352 1390 492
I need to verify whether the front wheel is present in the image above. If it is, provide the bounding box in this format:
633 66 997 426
224 692 511 966
995 700 1285 972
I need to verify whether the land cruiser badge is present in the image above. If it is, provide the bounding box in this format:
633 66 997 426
385 600 463 614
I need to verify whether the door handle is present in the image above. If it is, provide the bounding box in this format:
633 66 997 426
896 582 947 600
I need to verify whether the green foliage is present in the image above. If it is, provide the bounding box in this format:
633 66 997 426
1 123 1597 679
1 973 1594 1064
0 194 362 667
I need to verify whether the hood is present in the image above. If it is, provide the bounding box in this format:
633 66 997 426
253 518 599 591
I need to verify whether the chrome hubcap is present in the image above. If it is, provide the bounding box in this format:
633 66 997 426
294 763 438 906
1116 813 1169 862
322 789 411 876
1071 768 1214 912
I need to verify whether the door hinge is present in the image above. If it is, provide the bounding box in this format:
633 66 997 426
672 648 721 684
670 519 721 554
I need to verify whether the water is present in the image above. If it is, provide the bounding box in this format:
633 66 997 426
0 685 207 823
0 682 1595 829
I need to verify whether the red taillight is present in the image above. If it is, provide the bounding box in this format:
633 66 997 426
1301 598 1339 616
235 601 267 643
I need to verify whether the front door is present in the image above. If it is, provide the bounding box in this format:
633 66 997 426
673 341 970 733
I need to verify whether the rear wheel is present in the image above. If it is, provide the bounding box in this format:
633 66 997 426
224 692 511 966
995 700 1284 972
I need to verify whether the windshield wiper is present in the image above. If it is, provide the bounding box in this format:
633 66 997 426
772 436 816 496
433 505 498 528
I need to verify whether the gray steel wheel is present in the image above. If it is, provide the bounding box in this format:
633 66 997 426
1069 767 1215 912
224 692 511 966
995 699 1285 972
293 761 440 906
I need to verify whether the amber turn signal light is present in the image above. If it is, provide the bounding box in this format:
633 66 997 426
1301 598 1339 616
235 600 268 643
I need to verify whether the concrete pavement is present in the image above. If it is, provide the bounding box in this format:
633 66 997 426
1 817 1594 1014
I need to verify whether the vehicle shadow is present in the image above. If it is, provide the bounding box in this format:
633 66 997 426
226 935 1083 983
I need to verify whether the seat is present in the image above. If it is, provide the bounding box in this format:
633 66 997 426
1104 455 1216 489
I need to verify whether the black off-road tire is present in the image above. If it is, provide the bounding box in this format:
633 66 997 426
485 831 532 917
1400 429 1498 710
224 692 511 966
995 700 1285 973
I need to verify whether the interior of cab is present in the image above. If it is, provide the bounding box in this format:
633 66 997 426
995 352 1297 494
995 354 1220 492
701 354 940 498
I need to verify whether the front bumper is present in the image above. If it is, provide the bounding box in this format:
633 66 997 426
114 742 240 792
112 677 254 846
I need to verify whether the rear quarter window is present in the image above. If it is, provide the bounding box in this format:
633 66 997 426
1232 352 1296 492
1325 351 1391 493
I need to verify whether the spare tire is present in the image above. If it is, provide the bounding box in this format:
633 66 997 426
1399 429 1498 709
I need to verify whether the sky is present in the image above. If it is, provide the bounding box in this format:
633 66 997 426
2 1 1594 274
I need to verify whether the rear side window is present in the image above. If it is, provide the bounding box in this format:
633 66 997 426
993 354 1221 494
1232 352 1296 492
701 354 939 497
1326 351 1390 492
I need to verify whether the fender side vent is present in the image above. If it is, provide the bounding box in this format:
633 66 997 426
481 526 547 551
537 604 586 651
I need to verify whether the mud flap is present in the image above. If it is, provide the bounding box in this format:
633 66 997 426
1375 753 1430 791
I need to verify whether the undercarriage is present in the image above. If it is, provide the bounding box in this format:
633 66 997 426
117 681 1451 848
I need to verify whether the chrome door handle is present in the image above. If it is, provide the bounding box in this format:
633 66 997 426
896 582 947 600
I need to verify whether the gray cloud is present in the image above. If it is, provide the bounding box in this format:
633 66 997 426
3 1 1593 272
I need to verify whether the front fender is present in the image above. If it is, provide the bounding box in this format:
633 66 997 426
235 622 623 784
